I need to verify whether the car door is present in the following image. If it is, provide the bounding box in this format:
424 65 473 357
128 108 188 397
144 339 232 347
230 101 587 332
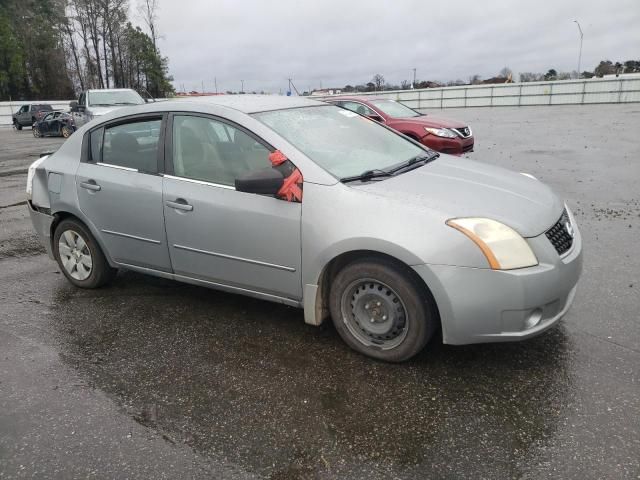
39 112 54 136
76 114 172 272
73 92 87 127
17 105 29 125
162 113 302 300
49 112 62 135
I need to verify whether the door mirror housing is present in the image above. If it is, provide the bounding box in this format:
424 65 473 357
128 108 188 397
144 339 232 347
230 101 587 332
235 167 284 195
69 101 78 112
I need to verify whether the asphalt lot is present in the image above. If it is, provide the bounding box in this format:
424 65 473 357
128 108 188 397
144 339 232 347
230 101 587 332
1 104 639 479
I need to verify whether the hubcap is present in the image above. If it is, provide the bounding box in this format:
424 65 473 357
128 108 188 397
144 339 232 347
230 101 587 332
58 230 92 280
341 278 408 350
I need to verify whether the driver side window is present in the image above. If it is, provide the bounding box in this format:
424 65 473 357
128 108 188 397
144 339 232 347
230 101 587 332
172 115 271 187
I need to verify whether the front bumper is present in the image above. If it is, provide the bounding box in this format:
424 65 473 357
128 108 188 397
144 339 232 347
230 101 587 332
27 201 55 260
420 134 474 155
413 217 583 345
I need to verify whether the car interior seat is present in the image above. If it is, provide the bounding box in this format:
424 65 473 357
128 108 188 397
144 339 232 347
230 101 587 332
108 132 141 170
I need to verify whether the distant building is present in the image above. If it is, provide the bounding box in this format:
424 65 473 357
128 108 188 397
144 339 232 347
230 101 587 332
310 88 342 96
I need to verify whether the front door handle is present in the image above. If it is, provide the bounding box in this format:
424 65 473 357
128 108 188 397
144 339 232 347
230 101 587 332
80 180 101 191
166 199 193 212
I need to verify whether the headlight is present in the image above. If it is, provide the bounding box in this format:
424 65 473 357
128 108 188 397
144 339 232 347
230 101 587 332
26 156 47 200
446 217 538 270
424 127 457 139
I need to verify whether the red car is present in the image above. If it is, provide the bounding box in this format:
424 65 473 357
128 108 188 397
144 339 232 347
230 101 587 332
326 96 474 155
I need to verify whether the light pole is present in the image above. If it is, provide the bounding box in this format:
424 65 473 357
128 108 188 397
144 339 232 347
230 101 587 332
573 20 584 78
240 79 244 93
412 68 416 89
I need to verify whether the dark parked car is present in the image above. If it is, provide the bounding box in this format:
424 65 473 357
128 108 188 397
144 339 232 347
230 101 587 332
12 103 54 130
32 111 76 138
326 96 474 155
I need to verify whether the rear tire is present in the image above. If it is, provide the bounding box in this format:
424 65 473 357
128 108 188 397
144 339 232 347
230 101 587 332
329 258 437 362
61 125 73 138
53 218 117 288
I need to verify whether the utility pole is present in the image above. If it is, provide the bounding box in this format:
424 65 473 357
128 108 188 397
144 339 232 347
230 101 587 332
240 79 244 93
214 77 218 94
412 68 417 88
201 80 205 94
573 20 584 78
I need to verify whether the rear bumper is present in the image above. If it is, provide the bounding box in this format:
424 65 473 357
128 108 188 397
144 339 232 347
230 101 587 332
420 134 474 155
27 201 55 260
413 218 583 345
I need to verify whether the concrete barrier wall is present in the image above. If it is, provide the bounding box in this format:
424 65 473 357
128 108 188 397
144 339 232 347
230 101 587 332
0 100 73 127
315 76 640 109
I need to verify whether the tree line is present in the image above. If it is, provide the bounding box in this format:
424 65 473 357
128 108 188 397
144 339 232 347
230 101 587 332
0 0 174 101
333 59 640 94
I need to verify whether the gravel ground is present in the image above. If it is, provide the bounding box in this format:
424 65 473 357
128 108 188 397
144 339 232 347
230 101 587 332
0 104 638 479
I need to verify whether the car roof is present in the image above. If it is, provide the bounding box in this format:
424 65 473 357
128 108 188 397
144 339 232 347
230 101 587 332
86 88 139 93
171 94 324 113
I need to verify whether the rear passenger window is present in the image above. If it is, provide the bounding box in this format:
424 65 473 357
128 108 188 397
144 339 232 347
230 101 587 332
172 115 271 186
101 119 161 173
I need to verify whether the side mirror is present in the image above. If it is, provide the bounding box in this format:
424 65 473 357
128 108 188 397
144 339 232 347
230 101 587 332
235 167 284 195
69 101 78 112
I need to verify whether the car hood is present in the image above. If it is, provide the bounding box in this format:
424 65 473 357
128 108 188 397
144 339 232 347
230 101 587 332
352 156 563 237
88 106 122 116
394 114 467 129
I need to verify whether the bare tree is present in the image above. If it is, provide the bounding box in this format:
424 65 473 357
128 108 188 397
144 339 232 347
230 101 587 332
138 0 159 51
469 74 482 85
371 73 385 91
499 67 513 78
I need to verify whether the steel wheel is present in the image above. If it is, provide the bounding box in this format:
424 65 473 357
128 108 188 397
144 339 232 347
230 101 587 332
58 229 93 281
340 278 409 350
62 126 72 138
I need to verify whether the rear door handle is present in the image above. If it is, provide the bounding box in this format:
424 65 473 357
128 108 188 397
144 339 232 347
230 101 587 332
166 199 193 212
80 180 101 191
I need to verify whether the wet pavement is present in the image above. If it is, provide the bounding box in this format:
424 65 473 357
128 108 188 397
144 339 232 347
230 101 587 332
1 106 639 479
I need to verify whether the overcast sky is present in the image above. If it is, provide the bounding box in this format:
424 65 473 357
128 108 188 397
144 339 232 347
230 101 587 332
154 0 640 93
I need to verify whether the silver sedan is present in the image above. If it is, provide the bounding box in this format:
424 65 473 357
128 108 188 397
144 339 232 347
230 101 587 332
26 96 582 362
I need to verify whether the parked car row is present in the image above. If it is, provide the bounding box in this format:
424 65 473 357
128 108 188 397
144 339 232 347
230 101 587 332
26 95 582 362
12 88 148 139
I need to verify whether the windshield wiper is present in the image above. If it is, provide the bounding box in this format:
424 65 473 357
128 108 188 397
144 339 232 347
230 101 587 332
387 152 439 174
340 169 394 183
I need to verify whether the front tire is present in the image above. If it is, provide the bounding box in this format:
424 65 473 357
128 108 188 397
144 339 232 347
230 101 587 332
32 127 41 138
329 258 438 362
53 218 116 288
14 120 22 131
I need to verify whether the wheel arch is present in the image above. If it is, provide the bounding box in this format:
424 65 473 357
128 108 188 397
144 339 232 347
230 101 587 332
50 210 117 267
306 249 441 331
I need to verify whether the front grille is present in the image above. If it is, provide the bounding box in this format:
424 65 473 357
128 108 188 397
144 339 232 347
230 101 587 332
453 127 472 138
545 209 574 255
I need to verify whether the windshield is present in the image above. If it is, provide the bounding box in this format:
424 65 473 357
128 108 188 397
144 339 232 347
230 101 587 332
370 100 421 118
88 90 144 107
254 105 425 179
